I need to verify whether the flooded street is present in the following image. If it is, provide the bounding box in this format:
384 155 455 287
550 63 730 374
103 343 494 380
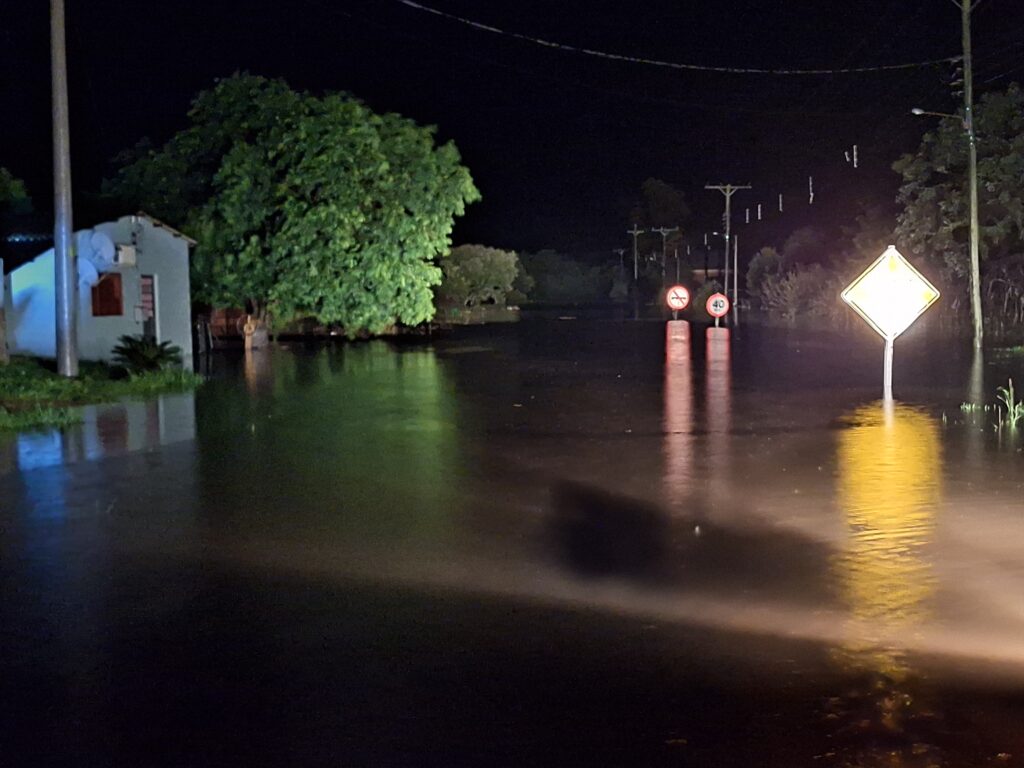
2 317 1024 766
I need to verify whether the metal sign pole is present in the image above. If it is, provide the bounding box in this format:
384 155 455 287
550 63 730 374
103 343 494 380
883 338 894 401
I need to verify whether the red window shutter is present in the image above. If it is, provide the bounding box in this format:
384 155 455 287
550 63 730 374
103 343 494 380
91 273 124 317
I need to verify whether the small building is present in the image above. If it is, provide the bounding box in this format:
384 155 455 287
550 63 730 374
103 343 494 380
2 214 194 364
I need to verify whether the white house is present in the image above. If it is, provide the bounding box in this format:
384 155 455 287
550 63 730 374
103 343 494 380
2 214 194 364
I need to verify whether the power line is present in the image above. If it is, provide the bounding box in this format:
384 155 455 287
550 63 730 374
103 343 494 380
397 0 961 76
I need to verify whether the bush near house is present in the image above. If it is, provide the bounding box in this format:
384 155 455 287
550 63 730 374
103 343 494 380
111 334 183 373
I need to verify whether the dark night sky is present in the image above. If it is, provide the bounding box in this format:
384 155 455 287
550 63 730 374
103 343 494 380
3 1 1024 254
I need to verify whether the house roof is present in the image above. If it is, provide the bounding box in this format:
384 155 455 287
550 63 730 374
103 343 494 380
2 213 197 275
134 212 197 246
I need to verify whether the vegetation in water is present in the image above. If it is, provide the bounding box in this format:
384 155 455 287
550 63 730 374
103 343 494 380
996 379 1023 429
0 356 203 433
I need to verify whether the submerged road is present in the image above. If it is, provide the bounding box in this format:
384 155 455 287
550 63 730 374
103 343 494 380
2 319 1024 766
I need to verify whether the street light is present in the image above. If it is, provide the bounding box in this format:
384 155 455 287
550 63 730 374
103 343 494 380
911 105 983 348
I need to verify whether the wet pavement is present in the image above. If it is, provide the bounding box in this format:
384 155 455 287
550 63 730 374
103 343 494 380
2 316 1024 766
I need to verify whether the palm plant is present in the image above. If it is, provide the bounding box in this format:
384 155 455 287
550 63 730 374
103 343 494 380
111 335 182 373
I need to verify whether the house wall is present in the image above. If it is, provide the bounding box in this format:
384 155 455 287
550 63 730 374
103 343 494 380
5 216 193 364
95 216 193 361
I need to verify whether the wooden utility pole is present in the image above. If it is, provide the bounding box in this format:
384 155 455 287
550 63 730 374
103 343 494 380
651 226 679 285
627 224 645 282
52 0 78 376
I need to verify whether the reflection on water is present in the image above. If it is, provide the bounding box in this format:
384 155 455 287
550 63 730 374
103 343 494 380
828 402 942 766
197 344 461 544
1 393 196 475
834 402 941 676
663 321 694 498
705 327 731 505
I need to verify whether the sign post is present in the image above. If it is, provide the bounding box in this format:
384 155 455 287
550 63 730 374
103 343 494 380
665 284 690 320
841 245 940 400
706 292 730 327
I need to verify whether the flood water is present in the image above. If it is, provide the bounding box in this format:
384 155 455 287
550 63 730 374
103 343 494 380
2 317 1024 766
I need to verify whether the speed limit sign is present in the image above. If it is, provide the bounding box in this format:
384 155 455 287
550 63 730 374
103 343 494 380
706 292 730 318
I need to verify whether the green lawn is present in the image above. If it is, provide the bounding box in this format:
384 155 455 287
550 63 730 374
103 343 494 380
0 356 203 433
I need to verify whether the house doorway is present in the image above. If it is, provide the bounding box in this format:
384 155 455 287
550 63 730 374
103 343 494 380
140 275 157 342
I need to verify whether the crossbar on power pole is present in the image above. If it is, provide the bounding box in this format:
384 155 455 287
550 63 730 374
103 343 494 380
705 184 751 304
52 0 78 376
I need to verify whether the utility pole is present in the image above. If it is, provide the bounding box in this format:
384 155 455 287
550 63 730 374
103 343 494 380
733 235 739 324
51 0 78 376
627 224 645 282
705 184 751 297
961 0 983 349
651 226 679 287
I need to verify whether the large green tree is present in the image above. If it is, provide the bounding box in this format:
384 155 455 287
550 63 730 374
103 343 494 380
894 84 1024 329
105 74 480 335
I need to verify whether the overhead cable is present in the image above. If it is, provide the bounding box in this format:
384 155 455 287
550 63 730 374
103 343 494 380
397 0 962 75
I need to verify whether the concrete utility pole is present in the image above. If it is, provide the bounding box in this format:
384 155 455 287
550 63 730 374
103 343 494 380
51 0 78 376
914 4 984 348
961 0 983 349
651 226 679 286
705 184 751 294
733 235 739 324
627 224 645 282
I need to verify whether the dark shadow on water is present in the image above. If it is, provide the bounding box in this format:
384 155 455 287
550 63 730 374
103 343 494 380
549 481 669 578
548 481 835 606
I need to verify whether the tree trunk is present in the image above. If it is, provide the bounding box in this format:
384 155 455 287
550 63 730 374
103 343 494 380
0 308 8 365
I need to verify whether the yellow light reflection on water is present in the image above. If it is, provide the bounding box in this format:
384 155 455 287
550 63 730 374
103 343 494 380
834 402 941 679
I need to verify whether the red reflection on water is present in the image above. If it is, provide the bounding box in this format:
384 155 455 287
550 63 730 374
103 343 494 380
664 321 694 501
705 327 732 501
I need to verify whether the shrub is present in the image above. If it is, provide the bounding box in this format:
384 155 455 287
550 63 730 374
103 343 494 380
519 250 609 304
111 335 183 373
437 244 520 308
746 247 784 304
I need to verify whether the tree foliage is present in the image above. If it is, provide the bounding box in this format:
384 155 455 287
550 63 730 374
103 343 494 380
894 83 1024 328
519 250 609 304
746 246 784 299
437 244 520 307
0 168 31 215
629 178 690 255
105 74 480 335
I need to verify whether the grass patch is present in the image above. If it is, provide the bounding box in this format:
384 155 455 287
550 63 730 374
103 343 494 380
0 356 203 433
993 345 1024 358
0 405 81 432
